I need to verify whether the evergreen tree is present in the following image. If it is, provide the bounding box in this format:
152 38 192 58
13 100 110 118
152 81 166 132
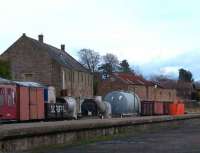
119 60 131 72
0 60 11 79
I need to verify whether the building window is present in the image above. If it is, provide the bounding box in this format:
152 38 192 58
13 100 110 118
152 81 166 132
0 95 3 106
65 71 67 82
72 72 75 82
169 92 171 98
69 71 71 81
85 74 87 86
7 88 15 106
62 70 65 89
77 72 80 83
0 88 4 106
88 75 90 85
23 73 34 80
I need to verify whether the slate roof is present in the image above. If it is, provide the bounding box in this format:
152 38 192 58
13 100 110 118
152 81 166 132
0 77 45 87
0 77 12 84
24 35 89 73
113 73 164 88
14 81 45 87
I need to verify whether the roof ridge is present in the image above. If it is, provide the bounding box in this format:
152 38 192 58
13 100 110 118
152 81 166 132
25 35 89 73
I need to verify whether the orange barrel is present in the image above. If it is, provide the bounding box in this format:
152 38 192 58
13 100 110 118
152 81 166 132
177 103 185 115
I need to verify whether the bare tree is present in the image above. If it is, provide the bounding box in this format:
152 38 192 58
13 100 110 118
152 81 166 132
102 53 119 71
98 53 119 78
150 74 177 89
78 48 100 73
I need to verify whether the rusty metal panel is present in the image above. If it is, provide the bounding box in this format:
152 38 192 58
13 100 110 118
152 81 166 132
18 86 29 121
36 88 44 119
163 102 170 115
30 88 37 105
30 105 37 119
153 102 164 115
29 88 38 119
141 101 154 116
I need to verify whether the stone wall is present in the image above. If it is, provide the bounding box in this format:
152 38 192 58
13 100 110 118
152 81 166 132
147 86 176 102
0 36 52 85
185 102 200 113
97 79 176 102
0 114 200 152
60 68 93 98
97 79 128 96
0 35 93 98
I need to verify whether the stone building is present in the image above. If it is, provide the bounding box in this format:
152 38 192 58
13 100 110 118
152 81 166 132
176 81 194 101
97 73 176 102
0 34 93 98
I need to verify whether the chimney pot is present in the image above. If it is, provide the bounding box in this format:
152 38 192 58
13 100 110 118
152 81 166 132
61 44 65 51
38 34 43 43
22 33 26 36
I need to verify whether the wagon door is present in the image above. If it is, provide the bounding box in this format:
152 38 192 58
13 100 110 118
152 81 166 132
36 88 44 120
18 86 30 121
0 87 6 119
6 87 17 120
29 87 38 120
0 86 17 120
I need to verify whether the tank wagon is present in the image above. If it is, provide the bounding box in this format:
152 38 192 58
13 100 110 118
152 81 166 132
104 91 141 116
81 99 98 116
81 96 111 118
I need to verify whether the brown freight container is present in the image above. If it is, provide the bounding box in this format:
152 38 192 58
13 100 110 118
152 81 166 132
36 88 44 119
163 102 170 115
18 86 30 121
141 101 154 116
153 101 164 115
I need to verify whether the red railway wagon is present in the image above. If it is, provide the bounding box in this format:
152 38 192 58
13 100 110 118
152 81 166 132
153 101 164 115
0 82 45 121
0 84 17 120
140 101 154 116
141 101 168 116
163 102 170 115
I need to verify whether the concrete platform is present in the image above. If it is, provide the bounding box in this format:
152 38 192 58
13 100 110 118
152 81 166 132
45 117 200 153
1 114 200 152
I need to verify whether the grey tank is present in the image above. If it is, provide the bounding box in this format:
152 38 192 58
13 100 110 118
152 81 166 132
104 91 141 115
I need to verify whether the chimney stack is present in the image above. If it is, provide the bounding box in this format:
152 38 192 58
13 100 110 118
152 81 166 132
38 34 43 43
61 44 65 51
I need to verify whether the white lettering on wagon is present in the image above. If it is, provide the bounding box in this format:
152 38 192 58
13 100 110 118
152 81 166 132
50 105 66 113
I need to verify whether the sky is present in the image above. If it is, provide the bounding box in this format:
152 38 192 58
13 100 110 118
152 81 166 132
0 0 200 79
